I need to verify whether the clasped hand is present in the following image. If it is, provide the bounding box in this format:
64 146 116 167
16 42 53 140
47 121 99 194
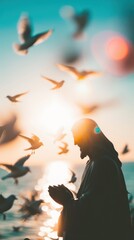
48 184 74 205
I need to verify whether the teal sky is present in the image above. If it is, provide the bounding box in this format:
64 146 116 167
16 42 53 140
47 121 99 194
0 0 134 165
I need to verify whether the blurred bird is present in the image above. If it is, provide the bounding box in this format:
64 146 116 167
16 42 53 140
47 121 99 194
21 199 44 221
71 9 90 38
13 14 53 55
0 114 20 145
19 190 39 213
68 169 77 183
62 48 81 64
19 134 43 152
12 226 22 232
53 127 66 143
6 91 28 102
41 75 65 90
0 126 4 138
58 141 69 154
77 99 118 115
57 63 101 80
0 154 31 184
77 103 100 115
19 196 31 213
0 194 17 220
121 144 130 155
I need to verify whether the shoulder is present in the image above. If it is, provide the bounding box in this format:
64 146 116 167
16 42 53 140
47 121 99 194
93 156 121 175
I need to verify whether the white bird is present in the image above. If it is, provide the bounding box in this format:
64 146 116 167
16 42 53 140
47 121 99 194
0 194 17 220
0 154 31 184
13 14 53 55
41 75 65 90
57 63 102 80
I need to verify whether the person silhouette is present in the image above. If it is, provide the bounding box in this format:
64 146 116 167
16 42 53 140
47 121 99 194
48 118 132 240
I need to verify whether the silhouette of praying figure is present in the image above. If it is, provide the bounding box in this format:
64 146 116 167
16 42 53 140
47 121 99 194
48 118 132 240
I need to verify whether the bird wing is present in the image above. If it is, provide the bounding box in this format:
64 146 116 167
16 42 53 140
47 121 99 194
18 15 32 42
84 70 102 77
62 141 68 148
13 91 28 99
122 144 129 154
41 76 57 85
73 10 89 31
19 134 33 144
0 194 5 204
14 154 31 167
33 29 53 45
69 169 76 176
57 64 79 77
0 163 15 172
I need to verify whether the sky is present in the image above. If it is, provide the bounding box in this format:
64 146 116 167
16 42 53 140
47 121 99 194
0 0 134 167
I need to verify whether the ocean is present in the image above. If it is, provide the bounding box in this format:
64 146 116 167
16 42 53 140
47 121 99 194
0 162 134 240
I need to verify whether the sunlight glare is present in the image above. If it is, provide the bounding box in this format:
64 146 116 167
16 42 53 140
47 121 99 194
46 161 69 184
75 81 91 102
42 97 74 134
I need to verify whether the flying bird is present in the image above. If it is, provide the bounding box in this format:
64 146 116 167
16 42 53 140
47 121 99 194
71 9 90 38
77 99 117 115
0 154 31 184
19 134 43 152
41 75 65 90
21 199 44 221
6 91 28 102
53 127 66 143
19 190 39 213
121 144 130 155
0 194 17 220
68 169 77 183
12 226 22 232
58 141 69 154
0 114 20 145
57 63 101 80
13 14 53 55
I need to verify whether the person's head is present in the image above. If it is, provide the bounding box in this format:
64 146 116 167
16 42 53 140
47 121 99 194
72 118 120 163
72 118 98 159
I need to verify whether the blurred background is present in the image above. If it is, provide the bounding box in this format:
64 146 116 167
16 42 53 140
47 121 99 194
0 0 134 239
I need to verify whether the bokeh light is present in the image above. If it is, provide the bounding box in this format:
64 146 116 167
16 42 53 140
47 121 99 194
106 36 129 60
60 5 75 19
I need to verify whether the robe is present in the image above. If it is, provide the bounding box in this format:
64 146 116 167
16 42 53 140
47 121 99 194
58 156 132 240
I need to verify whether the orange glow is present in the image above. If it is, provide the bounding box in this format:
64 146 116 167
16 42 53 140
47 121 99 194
106 36 129 60
36 161 77 238
36 96 75 134
75 81 91 95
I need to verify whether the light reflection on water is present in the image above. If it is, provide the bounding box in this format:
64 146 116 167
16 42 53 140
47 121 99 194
35 161 76 239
